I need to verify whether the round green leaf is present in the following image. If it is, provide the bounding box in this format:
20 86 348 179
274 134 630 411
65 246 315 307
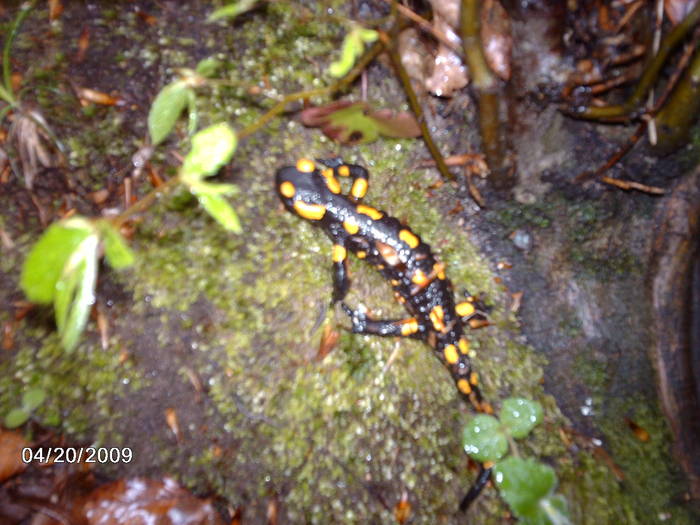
22 387 46 411
20 218 94 304
493 457 557 520
501 398 543 439
4 408 29 428
462 414 508 462
181 122 237 181
148 81 191 145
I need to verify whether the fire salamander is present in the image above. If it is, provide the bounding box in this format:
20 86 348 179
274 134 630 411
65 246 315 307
275 158 493 416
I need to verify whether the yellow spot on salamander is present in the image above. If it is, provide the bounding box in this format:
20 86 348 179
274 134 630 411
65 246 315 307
469 372 479 386
429 305 445 331
338 165 350 177
326 176 341 194
443 344 459 364
400 318 419 336
279 181 295 198
455 301 475 318
296 158 315 173
458 338 470 354
321 169 341 194
399 229 419 248
351 178 368 199
293 201 326 220
411 269 429 286
343 219 359 235
433 262 446 280
332 244 347 263
457 378 472 395
357 250 367 259
357 204 383 220
390 279 400 286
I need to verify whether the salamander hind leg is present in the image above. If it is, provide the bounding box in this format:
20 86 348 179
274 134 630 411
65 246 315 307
341 303 426 339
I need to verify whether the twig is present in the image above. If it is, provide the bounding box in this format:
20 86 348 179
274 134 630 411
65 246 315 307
111 174 180 229
599 176 665 194
379 26 454 181
574 124 645 183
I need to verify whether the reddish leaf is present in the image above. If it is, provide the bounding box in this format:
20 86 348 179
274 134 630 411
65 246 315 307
368 108 421 138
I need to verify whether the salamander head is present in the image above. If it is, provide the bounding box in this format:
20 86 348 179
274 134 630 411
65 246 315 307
275 158 328 222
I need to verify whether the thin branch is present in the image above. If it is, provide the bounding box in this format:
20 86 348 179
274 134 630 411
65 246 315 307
379 27 454 181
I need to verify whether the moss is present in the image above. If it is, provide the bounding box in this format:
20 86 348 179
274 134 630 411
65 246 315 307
0 330 142 442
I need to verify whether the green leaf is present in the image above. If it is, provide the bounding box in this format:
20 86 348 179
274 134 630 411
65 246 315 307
22 388 46 411
536 494 571 525
501 398 544 439
195 57 220 77
196 193 242 233
322 102 378 144
493 457 557 520
329 26 378 78
97 220 135 269
4 408 29 428
208 0 258 22
462 414 508 462
186 87 198 136
189 180 238 196
54 230 99 352
20 218 94 304
148 81 192 145
181 122 237 181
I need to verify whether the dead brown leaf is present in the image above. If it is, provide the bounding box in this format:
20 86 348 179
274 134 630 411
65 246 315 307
0 429 30 483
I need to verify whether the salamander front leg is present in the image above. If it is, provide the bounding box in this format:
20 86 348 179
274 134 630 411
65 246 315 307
341 303 426 338
331 244 350 304
317 157 370 202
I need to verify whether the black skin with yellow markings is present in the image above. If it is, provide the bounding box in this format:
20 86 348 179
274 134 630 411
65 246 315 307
275 158 491 415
